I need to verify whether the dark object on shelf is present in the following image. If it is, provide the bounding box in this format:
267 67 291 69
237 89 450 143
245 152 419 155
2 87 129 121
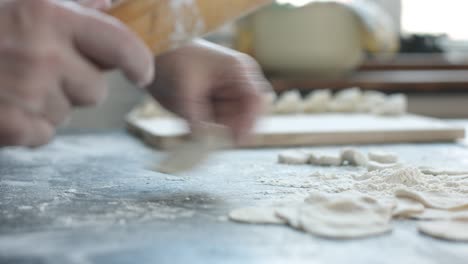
400 34 446 53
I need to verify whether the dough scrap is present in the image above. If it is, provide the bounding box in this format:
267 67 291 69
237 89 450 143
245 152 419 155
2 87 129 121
341 148 368 166
368 151 398 164
278 150 310 165
302 89 332 113
316 154 342 166
392 197 424 218
418 221 468 242
274 90 303 114
228 207 286 224
307 152 319 164
395 188 468 211
367 160 403 172
306 152 342 166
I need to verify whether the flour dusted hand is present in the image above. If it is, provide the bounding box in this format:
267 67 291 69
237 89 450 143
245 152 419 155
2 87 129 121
0 0 154 147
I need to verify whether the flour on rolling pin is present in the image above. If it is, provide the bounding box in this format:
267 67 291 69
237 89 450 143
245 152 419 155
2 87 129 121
169 0 205 47
155 123 233 174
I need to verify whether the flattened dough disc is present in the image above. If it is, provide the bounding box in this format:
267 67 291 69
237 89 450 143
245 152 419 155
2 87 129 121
419 221 468 242
408 209 468 221
284 192 393 239
395 189 468 211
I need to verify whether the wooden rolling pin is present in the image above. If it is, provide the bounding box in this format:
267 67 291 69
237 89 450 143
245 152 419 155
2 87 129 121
107 0 273 55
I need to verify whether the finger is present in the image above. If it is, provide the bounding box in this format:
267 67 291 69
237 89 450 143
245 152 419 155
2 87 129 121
214 95 260 145
60 48 108 107
62 3 154 86
214 82 267 145
236 92 263 144
150 71 215 136
42 87 72 126
0 103 54 147
26 116 55 148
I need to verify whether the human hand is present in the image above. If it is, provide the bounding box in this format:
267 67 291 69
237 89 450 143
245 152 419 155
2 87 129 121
148 40 270 145
0 0 154 147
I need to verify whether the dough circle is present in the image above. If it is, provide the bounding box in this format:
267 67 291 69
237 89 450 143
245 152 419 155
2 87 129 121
279 192 393 239
418 221 468 242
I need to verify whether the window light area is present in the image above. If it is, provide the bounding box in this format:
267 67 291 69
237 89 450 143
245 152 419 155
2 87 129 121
402 0 468 40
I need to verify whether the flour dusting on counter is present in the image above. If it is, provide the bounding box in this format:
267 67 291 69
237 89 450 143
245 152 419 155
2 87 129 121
231 147 468 241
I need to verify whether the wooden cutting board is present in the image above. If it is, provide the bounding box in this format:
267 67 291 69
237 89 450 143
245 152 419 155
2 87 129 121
126 114 466 149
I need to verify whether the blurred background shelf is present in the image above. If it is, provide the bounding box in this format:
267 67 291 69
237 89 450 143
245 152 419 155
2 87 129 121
360 53 468 70
269 69 468 93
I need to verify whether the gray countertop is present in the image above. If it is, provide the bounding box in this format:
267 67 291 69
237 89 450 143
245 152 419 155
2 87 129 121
1 131 468 264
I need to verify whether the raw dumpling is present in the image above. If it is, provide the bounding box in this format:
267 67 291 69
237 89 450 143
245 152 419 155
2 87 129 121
302 89 332 113
356 91 387 112
274 90 303 114
328 87 362 112
372 94 407 116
